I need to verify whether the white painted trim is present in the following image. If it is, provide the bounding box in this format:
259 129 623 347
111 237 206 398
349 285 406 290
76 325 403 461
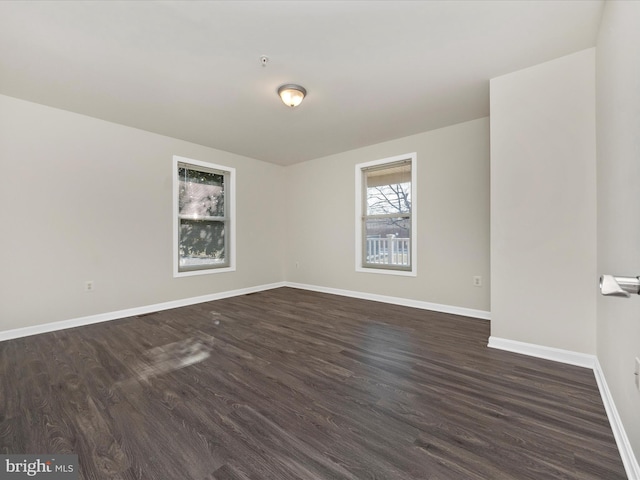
355 152 417 277
487 336 596 368
593 358 640 480
0 281 489 342
355 267 417 277
488 336 639 480
285 282 490 320
0 282 286 342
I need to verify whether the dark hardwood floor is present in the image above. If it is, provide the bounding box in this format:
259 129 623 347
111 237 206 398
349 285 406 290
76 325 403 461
0 288 626 479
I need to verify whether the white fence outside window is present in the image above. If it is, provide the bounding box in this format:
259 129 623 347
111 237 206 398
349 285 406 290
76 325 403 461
365 235 410 267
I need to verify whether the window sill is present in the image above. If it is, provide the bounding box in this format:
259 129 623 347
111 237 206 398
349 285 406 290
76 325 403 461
355 266 417 277
174 266 236 278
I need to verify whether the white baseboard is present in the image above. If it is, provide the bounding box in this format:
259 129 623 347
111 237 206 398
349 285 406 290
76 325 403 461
0 281 488 343
487 336 596 368
284 282 491 320
594 358 640 479
0 282 286 342
489 336 639 479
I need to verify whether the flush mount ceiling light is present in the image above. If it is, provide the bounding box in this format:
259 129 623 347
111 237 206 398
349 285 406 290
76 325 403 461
277 84 307 108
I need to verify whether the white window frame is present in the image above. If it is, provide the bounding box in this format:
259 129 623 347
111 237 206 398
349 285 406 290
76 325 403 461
173 155 236 277
355 153 417 277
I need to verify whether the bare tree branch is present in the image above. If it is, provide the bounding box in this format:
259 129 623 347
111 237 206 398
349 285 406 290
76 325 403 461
367 183 411 215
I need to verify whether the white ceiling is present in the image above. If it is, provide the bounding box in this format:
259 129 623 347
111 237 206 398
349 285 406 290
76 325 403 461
0 1 603 166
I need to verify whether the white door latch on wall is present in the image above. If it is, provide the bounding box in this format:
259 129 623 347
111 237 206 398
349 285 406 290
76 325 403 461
599 275 640 297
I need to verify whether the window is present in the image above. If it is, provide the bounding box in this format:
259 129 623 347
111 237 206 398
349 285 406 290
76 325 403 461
173 156 235 276
355 153 417 276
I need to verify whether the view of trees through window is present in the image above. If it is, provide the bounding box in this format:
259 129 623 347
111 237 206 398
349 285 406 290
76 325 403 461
363 161 412 269
178 166 227 270
366 182 411 236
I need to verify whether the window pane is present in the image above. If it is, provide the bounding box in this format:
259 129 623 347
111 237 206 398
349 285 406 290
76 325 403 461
179 219 226 269
178 167 225 217
366 182 411 216
365 162 411 216
364 217 410 267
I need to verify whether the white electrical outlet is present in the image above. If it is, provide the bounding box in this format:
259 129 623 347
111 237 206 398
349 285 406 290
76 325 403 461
84 280 94 293
635 357 640 390
473 276 482 287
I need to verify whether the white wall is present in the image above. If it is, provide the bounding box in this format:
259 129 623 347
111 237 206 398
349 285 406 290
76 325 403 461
0 94 285 331
596 0 640 461
490 49 597 354
285 117 490 313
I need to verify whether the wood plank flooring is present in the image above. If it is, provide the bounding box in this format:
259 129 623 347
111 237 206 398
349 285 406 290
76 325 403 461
0 288 626 479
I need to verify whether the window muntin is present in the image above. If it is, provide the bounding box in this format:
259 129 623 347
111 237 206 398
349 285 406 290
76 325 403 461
356 154 416 275
173 157 235 276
